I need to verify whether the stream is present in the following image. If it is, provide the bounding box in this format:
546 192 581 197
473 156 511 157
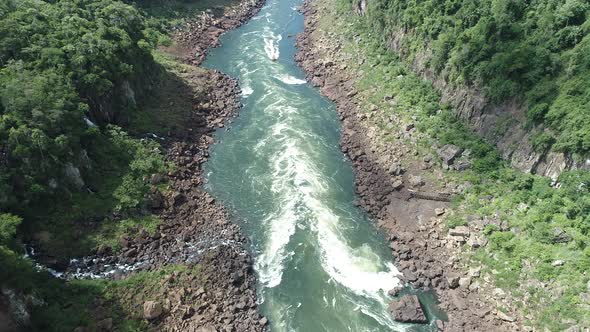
203 0 439 331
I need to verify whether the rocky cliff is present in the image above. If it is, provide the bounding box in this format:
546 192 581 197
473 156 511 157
358 2 589 179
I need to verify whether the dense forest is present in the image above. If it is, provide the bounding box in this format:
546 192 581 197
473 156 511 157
0 0 166 215
0 0 170 312
359 0 590 156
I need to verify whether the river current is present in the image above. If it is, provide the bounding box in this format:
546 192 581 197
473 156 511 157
203 0 437 331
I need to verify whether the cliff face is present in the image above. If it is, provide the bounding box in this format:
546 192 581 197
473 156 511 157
357 3 589 178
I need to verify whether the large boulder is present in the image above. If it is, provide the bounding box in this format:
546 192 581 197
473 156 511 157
438 145 463 166
143 301 163 320
388 294 427 323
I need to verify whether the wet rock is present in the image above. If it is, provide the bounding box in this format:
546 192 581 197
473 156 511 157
64 162 85 189
387 286 403 297
143 301 163 320
388 295 427 324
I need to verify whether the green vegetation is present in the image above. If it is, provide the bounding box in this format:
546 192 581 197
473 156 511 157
350 0 590 157
0 0 210 329
0 0 165 214
325 0 590 329
130 0 241 25
0 245 193 331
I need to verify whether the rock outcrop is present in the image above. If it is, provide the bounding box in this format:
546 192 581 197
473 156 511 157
388 295 427 324
386 30 590 179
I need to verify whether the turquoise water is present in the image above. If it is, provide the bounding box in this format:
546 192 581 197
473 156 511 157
203 0 438 330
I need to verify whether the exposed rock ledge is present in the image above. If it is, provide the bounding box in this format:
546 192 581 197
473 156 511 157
386 31 589 179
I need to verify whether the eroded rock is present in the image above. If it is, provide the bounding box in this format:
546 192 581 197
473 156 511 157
388 295 427 324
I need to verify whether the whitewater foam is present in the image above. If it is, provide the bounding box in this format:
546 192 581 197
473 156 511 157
263 32 281 60
277 74 307 85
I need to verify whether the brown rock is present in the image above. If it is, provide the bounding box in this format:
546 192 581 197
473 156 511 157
143 301 163 320
448 226 470 237
388 295 427 324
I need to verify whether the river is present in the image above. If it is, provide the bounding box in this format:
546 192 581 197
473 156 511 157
203 0 438 331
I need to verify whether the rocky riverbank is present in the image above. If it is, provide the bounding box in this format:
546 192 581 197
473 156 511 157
85 0 269 329
166 0 265 66
295 0 522 330
16 1 269 331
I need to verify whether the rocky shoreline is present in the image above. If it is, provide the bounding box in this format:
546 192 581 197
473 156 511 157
295 0 521 330
22 1 269 331
166 0 265 66
100 0 269 330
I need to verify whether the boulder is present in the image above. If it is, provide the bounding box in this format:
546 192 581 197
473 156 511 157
454 160 471 171
387 286 403 297
438 145 463 166
435 319 445 331
552 227 572 243
408 175 424 187
446 274 460 289
551 260 565 267
448 226 470 237
143 301 163 320
496 311 516 322
434 208 445 216
64 162 85 189
388 295 427 324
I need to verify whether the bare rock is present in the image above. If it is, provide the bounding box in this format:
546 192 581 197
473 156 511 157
387 286 403 297
437 145 463 166
446 274 460 289
551 260 565 267
392 179 404 190
434 208 445 216
496 311 516 322
448 226 470 237
143 301 163 320
435 319 445 331
388 295 427 324
408 175 424 187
